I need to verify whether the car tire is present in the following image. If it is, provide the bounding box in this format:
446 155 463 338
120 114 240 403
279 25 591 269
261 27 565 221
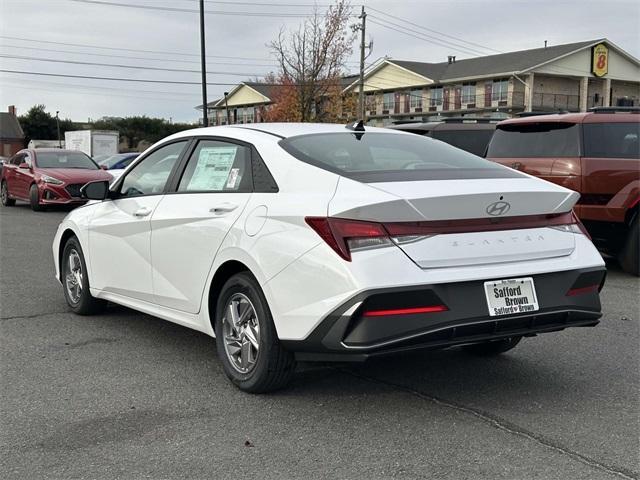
618 218 639 276
29 184 45 211
62 236 106 315
1 180 15 206
462 336 522 356
215 272 295 393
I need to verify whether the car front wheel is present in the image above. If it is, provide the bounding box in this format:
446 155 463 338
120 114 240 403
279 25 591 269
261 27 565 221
215 272 295 393
29 184 44 211
618 218 639 276
62 237 105 314
1 180 15 206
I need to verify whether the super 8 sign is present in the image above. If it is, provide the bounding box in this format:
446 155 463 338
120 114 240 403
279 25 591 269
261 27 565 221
592 43 609 77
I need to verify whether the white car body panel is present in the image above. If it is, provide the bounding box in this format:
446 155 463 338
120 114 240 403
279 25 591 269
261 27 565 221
52 123 605 349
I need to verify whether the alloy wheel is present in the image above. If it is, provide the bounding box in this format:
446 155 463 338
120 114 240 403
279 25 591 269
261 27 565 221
1 182 7 204
65 249 83 304
222 293 261 374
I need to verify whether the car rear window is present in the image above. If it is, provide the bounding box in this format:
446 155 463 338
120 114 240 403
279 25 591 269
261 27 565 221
36 151 98 169
583 123 639 159
279 132 519 182
487 122 580 158
430 130 495 156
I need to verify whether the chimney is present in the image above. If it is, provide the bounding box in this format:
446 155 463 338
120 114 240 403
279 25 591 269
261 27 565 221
8 105 16 116
447 55 456 64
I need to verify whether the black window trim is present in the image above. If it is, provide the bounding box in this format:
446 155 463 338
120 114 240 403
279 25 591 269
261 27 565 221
164 135 279 195
109 137 194 200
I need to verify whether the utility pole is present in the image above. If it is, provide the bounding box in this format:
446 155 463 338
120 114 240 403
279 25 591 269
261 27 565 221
55 111 61 148
357 5 367 120
199 0 208 127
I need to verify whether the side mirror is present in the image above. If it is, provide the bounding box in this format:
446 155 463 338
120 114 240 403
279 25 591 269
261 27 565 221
80 180 110 200
100 164 108 170
18 162 31 169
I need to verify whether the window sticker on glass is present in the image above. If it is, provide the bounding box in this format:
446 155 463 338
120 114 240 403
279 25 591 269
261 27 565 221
226 167 240 189
187 146 238 191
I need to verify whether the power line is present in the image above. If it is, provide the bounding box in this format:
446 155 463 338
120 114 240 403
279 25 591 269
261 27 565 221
368 18 482 57
0 36 274 61
366 6 501 55
0 43 279 67
368 16 486 57
66 0 349 17
0 54 269 77
0 69 235 85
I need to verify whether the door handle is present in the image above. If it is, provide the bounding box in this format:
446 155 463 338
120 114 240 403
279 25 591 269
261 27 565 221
209 203 238 214
133 207 152 217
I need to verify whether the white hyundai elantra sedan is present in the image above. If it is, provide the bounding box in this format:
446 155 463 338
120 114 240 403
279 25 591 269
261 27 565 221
52 122 606 392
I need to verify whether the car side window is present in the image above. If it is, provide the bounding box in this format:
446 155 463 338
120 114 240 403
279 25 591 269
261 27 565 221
119 141 187 197
177 140 251 193
11 153 24 166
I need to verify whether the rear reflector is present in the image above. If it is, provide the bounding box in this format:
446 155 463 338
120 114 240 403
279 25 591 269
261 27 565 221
362 305 448 317
566 285 600 296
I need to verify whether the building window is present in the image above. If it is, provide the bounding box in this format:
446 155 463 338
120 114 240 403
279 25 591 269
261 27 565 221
366 94 377 112
383 92 394 111
462 83 476 103
492 79 508 102
245 106 255 123
430 87 443 107
410 89 423 108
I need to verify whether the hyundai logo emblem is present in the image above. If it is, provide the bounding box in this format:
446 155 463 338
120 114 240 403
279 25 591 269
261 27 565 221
486 201 511 216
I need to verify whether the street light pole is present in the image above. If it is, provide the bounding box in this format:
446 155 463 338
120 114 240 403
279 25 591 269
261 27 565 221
199 0 208 127
224 92 230 125
55 111 61 148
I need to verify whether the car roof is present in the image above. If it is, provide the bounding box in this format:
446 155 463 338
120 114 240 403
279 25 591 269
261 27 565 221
498 111 640 126
171 123 404 141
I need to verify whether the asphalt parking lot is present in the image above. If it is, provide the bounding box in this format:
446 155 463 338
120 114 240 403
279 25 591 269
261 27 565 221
1 203 638 480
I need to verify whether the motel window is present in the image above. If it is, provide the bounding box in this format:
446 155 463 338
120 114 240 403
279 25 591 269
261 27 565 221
245 107 255 123
366 94 377 112
383 92 395 111
462 83 476 103
492 79 509 102
430 87 443 106
410 89 423 108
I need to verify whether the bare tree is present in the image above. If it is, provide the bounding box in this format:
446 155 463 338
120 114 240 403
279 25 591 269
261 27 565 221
269 1 355 122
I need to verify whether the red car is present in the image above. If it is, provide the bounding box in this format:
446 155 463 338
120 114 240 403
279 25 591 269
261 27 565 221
486 108 639 275
1 149 113 211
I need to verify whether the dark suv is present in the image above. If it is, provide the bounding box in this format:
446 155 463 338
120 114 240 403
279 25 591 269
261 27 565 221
388 117 498 156
486 107 639 275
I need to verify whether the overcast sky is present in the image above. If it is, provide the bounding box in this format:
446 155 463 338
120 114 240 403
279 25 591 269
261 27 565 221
1 0 638 123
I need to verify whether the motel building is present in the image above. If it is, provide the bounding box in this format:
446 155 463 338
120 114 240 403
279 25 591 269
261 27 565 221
197 38 639 126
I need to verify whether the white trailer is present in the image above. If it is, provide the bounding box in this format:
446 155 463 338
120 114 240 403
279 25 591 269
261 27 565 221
64 130 119 158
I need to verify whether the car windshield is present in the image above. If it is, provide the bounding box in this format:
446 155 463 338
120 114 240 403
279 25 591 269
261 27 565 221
487 122 580 157
279 132 518 182
100 154 134 169
36 151 99 169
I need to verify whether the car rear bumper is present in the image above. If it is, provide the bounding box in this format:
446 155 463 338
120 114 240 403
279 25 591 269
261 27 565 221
281 266 606 362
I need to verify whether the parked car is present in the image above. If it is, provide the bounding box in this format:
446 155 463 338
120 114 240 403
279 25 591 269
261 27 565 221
1 149 113 211
53 123 605 393
388 117 498 156
486 107 639 275
98 152 139 170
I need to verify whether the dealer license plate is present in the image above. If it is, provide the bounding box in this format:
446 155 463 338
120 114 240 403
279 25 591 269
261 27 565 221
484 277 539 317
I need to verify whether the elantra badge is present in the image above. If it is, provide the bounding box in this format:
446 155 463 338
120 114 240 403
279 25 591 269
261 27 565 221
486 201 511 216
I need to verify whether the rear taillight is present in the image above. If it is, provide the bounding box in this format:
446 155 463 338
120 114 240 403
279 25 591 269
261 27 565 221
306 211 590 261
305 217 390 261
550 212 591 239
